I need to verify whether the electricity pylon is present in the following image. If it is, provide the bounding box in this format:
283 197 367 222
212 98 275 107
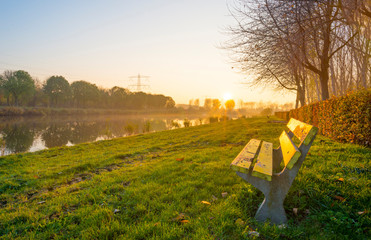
128 74 150 92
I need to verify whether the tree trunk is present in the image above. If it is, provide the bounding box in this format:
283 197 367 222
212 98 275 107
14 94 18 106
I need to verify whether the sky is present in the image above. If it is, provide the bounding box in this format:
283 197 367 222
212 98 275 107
0 0 295 105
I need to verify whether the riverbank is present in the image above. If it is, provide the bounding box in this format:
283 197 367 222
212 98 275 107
0 106 207 117
0 117 369 239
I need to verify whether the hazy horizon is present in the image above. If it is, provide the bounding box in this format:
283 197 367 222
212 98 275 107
0 0 296 105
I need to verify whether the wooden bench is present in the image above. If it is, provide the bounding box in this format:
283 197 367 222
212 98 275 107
230 118 318 224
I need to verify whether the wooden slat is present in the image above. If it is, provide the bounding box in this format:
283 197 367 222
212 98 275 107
287 118 318 145
279 131 301 169
230 139 261 174
252 141 273 181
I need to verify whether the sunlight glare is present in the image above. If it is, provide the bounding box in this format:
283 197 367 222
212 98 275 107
223 92 233 101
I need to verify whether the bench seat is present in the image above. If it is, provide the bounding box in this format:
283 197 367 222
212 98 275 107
230 118 318 224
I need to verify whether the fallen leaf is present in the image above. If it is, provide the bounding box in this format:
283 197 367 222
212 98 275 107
293 208 298 216
305 209 310 215
176 158 184 162
37 201 46 205
333 195 346 202
235 218 245 226
336 178 344 182
114 209 120 214
201 201 211 205
154 222 160 226
173 213 185 221
211 195 218 202
34 175 39 179
209 216 215 220
357 210 368 215
180 219 189 224
221 192 228 198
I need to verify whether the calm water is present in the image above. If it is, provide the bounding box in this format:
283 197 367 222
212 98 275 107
0 115 207 156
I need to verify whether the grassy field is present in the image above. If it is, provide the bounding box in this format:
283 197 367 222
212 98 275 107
0 117 369 239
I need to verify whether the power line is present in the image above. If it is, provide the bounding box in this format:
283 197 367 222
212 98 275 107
128 74 150 92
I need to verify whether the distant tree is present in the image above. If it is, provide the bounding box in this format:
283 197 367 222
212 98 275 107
212 99 221 110
189 99 193 107
110 86 129 108
204 98 212 110
244 102 256 110
0 75 4 105
43 76 71 107
1 70 35 106
30 78 48 107
165 97 176 108
71 81 99 108
130 91 148 109
225 99 236 111
260 108 273 116
194 99 200 107
98 87 110 108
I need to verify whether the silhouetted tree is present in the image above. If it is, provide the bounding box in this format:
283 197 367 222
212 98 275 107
110 86 129 108
71 81 99 108
225 99 236 111
0 70 35 106
204 98 213 110
43 76 71 107
212 99 221 110
165 97 175 108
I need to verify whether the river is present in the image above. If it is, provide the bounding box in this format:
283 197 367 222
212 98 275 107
0 114 207 156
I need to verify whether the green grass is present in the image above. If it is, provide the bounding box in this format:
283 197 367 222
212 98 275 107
0 117 370 239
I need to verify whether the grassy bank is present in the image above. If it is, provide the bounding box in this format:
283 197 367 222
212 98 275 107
0 117 369 239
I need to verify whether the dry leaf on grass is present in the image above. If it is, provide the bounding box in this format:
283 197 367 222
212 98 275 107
333 195 346 202
180 220 189 224
201 201 211 205
293 208 298 216
176 158 184 161
235 218 245 226
173 213 185 221
336 178 344 182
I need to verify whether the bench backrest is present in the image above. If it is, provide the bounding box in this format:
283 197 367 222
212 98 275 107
279 118 318 169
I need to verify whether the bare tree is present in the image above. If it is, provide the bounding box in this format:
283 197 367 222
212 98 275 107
225 0 368 104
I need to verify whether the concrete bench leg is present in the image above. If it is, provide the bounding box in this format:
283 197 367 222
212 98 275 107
237 171 292 225
255 185 287 224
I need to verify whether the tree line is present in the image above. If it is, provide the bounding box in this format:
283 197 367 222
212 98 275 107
0 70 176 109
225 0 370 107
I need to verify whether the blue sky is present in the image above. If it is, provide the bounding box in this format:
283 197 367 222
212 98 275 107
0 0 295 104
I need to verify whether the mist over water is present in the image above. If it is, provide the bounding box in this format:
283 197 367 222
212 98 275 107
0 115 207 156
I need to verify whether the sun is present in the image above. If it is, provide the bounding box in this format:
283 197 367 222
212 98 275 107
223 92 233 101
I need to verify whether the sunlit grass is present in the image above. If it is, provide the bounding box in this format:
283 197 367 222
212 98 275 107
0 117 369 239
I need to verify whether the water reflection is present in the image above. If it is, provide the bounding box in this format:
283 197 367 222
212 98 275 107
2 123 35 153
0 115 206 156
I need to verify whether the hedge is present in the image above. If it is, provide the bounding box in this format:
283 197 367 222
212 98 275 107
288 89 370 146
